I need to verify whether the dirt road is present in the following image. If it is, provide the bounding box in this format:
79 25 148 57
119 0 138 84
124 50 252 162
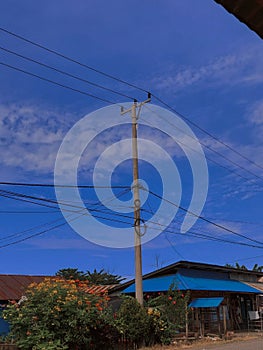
188 336 263 350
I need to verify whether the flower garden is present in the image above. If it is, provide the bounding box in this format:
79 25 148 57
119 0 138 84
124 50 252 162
1 278 189 350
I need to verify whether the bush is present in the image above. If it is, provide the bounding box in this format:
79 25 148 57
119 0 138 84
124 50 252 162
115 296 149 348
3 279 190 349
146 284 190 344
3 278 115 350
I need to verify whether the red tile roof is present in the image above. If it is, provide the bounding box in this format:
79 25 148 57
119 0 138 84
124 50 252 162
84 284 117 295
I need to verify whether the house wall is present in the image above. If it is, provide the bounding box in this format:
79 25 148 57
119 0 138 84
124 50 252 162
188 290 257 333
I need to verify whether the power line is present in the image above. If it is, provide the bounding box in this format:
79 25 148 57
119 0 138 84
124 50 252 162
0 215 66 242
151 94 263 172
0 27 149 95
0 45 136 101
0 181 130 189
0 187 137 224
1 184 262 248
0 61 116 105
147 223 263 250
0 210 60 214
0 188 131 217
0 205 136 249
164 234 186 260
1 185 263 250
146 189 263 246
143 105 263 186
1 26 263 175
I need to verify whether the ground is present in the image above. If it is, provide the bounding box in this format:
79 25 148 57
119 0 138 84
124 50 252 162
141 332 263 350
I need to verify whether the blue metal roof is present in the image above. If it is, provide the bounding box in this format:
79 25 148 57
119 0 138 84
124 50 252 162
189 297 224 308
123 272 262 294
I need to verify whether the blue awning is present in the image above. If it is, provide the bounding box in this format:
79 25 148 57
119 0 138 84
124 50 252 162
189 297 224 308
123 270 262 294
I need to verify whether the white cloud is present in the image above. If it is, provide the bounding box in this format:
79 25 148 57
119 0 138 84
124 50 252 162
0 103 77 178
247 100 263 126
151 45 263 93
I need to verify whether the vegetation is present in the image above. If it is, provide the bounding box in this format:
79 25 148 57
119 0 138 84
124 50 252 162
3 278 190 349
225 262 263 271
55 268 87 281
3 278 114 350
56 267 124 285
146 284 190 344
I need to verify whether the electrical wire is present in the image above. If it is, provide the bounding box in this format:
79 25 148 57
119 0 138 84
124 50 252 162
151 94 263 172
1 27 263 250
145 189 263 246
0 188 135 221
1 26 263 175
0 45 136 101
1 186 263 250
146 223 263 250
0 27 149 95
0 181 130 189
0 61 116 105
0 210 60 214
164 233 186 260
1 185 262 248
142 105 263 186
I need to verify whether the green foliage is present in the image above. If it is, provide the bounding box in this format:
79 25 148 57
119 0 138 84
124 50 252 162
3 277 191 349
55 268 87 280
146 284 190 344
3 278 114 350
253 264 263 272
86 269 125 285
55 267 124 285
115 296 149 347
115 285 190 347
225 262 263 271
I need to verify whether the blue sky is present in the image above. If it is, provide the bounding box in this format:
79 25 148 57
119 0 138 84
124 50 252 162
0 1 263 279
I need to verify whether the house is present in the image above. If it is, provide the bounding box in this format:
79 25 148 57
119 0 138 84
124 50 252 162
0 274 48 305
214 0 263 39
110 261 263 335
0 274 116 305
0 274 48 336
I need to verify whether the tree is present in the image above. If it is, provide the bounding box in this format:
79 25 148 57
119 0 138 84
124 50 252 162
55 268 87 281
86 269 125 285
147 283 190 332
253 264 263 272
225 263 263 271
3 278 115 350
225 263 247 270
55 268 124 285
115 297 149 348
235 263 248 270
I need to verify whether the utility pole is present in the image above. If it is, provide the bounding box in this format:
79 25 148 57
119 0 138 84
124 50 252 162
121 95 151 305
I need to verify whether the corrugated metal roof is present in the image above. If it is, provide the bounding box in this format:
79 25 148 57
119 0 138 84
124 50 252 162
189 297 224 308
244 282 263 293
123 272 262 294
112 261 263 294
215 0 263 39
0 275 47 301
0 274 118 301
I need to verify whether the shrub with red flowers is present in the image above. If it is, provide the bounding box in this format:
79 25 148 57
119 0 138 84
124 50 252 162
146 284 190 344
3 278 116 350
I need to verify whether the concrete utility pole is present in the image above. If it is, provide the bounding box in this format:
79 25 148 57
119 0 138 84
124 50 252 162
121 95 151 305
